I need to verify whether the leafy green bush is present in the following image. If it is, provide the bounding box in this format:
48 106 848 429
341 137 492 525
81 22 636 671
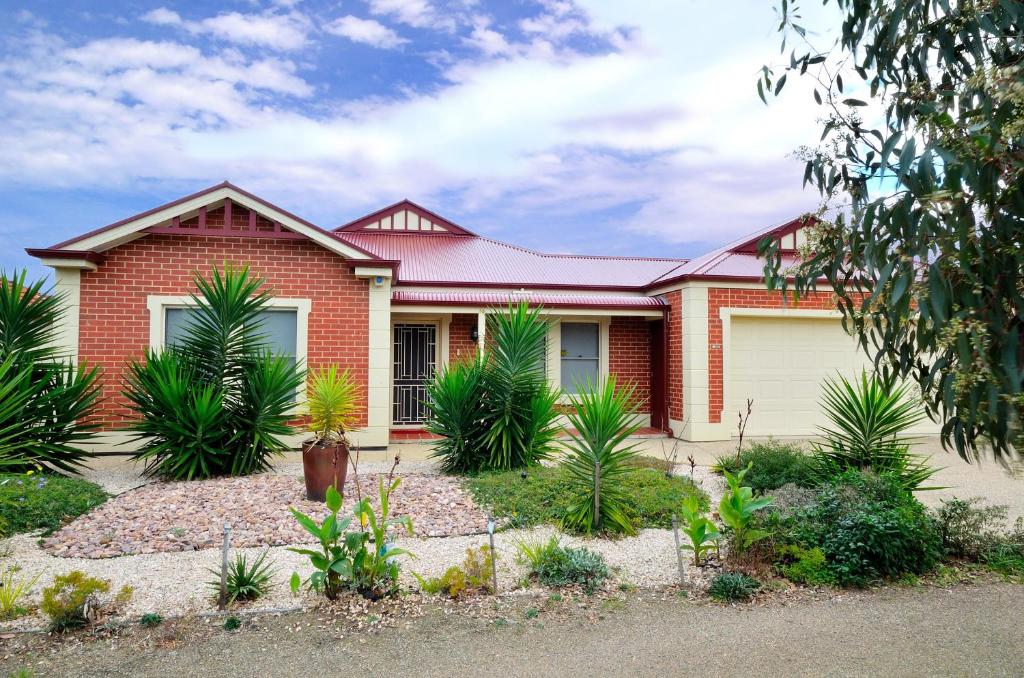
708 572 760 601
426 302 560 473
208 551 274 605
933 497 1008 559
466 465 707 532
713 441 815 493
414 545 494 598
289 479 414 600
810 372 938 492
718 463 773 559
223 615 241 631
776 545 835 586
678 495 719 566
0 473 107 536
0 271 102 473
516 538 609 593
124 265 303 480
781 471 942 587
561 376 642 535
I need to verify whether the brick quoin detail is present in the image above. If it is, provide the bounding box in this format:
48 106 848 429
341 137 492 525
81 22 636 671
448 313 478 363
608 317 652 415
79 225 369 429
663 290 683 422
707 287 838 423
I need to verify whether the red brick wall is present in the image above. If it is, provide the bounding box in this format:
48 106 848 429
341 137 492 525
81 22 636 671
608 317 651 415
79 229 369 429
448 313 478 363
663 290 683 422
707 287 838 423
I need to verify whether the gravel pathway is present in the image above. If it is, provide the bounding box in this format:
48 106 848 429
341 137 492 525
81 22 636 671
43 473 488 558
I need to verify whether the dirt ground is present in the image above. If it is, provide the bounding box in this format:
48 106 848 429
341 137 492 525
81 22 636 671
3 580 1023 677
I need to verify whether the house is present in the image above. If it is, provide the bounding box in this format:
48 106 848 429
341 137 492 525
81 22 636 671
27 181 880 450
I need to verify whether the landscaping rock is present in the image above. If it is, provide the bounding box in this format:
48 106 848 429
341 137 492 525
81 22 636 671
42 473 490 559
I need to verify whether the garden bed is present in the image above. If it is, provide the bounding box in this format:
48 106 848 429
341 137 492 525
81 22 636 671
42 473 489 558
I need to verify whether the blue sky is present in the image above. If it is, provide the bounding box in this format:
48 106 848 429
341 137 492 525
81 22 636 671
0 0 838 280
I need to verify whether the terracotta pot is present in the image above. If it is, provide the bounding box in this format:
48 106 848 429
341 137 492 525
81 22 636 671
302 441 350 502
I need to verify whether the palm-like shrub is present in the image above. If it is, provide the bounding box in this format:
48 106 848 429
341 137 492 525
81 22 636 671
307 366 361 443
811 371 937 492
426 302 560 473
425 358 488 473
124 265 303 480
561 376 642 535
0 271 101 472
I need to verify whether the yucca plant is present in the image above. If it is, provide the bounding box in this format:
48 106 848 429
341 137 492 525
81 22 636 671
481 303 560 470
124 265 303 480
425 302 560 473
0 271 101 473
561 376 643 535
207 551 275 605
425 358 488 473
306 366 361 444
811 371 939 492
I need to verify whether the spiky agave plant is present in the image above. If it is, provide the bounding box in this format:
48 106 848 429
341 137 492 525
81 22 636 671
561 376 643 535
124 265 303 480
811 370 939 491
0 271 101 472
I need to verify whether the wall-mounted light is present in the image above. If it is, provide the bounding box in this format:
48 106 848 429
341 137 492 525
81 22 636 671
470 328 479 342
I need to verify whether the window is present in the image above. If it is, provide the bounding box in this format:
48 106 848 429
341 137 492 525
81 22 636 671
162 308 297 370
560 322 599 394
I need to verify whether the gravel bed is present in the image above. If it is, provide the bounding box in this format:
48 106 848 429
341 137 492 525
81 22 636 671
43 473 488 558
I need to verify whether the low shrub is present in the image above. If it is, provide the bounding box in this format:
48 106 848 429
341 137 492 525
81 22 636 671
776 545 835 586
41 571 131 632
0 568 41 620
713 441 815 493
466 465 707 533
515 538 609 593
708 572 760 601
779 471 942 587
414 545 494 598
139 613 164 627
0 473 107 536
207 551 274 605
223 615 241 631
933 497 1008 559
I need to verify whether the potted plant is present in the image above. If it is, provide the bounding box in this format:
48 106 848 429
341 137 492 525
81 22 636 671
302 366 360 502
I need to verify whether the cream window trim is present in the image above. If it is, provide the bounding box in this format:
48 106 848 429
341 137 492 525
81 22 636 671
552 316 610 400
146 294 311 405
717 307 844 425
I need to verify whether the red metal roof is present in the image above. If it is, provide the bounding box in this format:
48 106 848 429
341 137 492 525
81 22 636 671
339 232 688 290
392 290 666 310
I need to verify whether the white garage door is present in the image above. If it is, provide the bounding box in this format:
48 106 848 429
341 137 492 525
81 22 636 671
727 315 935 437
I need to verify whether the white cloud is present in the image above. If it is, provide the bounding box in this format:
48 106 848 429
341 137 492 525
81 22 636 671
1 0 842 248
367 0 455 31
325 16 408 49
141 7 310 51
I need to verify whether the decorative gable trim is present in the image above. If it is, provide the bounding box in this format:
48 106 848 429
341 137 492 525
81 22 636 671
336 199 476 236
731 216 816 254
41 182 379 262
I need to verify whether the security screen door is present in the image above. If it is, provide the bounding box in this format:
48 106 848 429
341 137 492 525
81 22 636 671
392 323 437 425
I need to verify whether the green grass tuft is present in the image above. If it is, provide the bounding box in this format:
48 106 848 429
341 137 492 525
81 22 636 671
0 473 107 536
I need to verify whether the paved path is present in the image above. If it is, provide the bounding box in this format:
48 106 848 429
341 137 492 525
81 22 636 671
5 583 1023 677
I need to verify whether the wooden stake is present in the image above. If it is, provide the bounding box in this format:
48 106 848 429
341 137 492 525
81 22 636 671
671 514 686 586
218 523 231 610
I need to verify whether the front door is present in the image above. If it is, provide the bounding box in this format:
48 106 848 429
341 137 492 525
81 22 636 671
392 323 437 425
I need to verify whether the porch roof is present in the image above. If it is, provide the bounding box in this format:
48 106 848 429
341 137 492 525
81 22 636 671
391 290 666 311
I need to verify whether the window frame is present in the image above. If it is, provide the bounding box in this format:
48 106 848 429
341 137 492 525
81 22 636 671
550 317 610 400
146 295 311 406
